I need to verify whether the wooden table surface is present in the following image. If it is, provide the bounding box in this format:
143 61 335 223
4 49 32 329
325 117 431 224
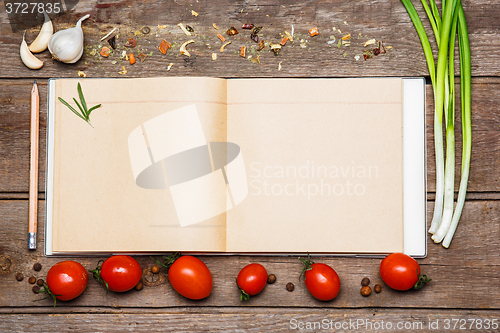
1 0 499 332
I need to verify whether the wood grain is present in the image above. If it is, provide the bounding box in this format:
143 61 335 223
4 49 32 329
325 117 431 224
0 0 499 79
0 200 498 309
1 308 500 332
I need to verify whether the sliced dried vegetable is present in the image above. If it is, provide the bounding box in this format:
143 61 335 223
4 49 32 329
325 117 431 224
217 33 226 43
280 37 288 46
159 39 172 54
220 40 231 52
129 53 136 64
309 27 319 37
242 23 254 29
137 52 147 62
257 40 265 51
180 39 195 56
270 43 281 56
239 46 246 57
125 38 137 48
100 46 111 57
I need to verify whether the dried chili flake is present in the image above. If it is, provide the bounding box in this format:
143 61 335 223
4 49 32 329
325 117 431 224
258 40 265 51
342 33 351 40
251 34 259 43
242 23 254 29
100 46 111 57
213 23 219 30
309 27 319 37
125 38 137 48
239 46 246 57
284 31 293 42
280 36 288 46
167 63 173 71
251 26 262 42
363 50 373 60
270 43 281 56
129 53 136 64
191 10 198 17
77 71 86 78
226 27 238 36
119 66 127 75
107 36 116 49
220 41 231 52
137 52 147 62
159 39 172 54
217 33 226 43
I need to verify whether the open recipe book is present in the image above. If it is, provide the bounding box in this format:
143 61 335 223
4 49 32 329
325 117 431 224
46 77 426 257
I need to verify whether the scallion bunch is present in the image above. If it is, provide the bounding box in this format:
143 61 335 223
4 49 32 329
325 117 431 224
400 0 471 248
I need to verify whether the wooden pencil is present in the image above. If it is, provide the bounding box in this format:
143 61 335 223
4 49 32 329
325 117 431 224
28 81 39 250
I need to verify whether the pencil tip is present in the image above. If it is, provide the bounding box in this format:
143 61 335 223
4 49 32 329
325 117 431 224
34 80 37 85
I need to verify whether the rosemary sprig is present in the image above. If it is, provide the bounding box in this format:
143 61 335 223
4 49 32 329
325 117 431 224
58 83 101 127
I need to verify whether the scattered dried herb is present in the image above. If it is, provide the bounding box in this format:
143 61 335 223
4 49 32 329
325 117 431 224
217 33 226 43
242 23 254 29
141 26 150 34
280 36 288 46
226 27 238 36
239 46 246 57
250 26 262 42
159 39 172 54
257 40 265 51
363 50 373 60
309 27 319 37
137 52 147 62
125 38 137 48
129 53 136 64
58 83 101 127
107 36 116 49
270 43 281 56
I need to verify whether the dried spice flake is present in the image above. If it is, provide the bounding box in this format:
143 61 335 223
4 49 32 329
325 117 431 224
100 46 111 57
167 62 173 71
250 26 262 43
107 36 116 49
100 27 119 41
309 27 319 37
249 54 261 64
191 10 198 17
364 39 376 47
178 23 192 36
220 40 231 52
119 66 127 75
242 23 254 29
125 39 137 48
239 46 246 57
185 25 194 32
129 53 136 64
159 39 172 54
284 31 293 42
257 40 265 51
137 52 147 62
342 33 351 40
270 43 281 56
280 37 288 46
212 52 217 60
226 27 238 36
217 33 226 43
213 23 219 30
278 61 282 71
77 70 87 78
180 39 195 56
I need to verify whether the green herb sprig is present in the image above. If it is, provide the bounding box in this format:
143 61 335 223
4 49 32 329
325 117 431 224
58 82 101 127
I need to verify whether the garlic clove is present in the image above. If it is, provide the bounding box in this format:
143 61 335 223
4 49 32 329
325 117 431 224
48 14 89 64
20 31 44 69
29 11 53 53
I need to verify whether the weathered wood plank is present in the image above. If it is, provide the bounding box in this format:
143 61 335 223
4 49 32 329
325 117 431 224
0 0 499 78
1 308 500 332
1 79 499 193
0 200 499 309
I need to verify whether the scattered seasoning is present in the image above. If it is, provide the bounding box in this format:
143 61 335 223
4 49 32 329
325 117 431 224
364 39 376 47
28 276 36 284
159 39 172 54
121 50 128 59
278 61 282 71
284 31 293 42
239 46 246 57
327 37 337 45
111 60 117 64
374 284 382 293
217 33 226 43
158 24 167 30
32 285 40 294
185 25 194 32
119 66 127 75
125 38 137 48
33 263 42 271
220 40 231 52
354 54 361 61
226 27 238 36
141 26 151 35
178 23 192 36
180 39 195 56
134 30 141 36
337 39 342 48
373 41 386 56
341 40 351 47
107 36 116 49
250 26 262 43
77 70 86 77
100 27 119 41
257 40 265 51
249 54 260 64
129 53 136 64
242 23 254 29
211 52 217 60
270 43 281 56
15 273 23 281
167 62 174 70
342 33 351 40
280 37 288 46
309 27 319 37
36 279 44 286
100 46 111 57
213 23 219 30
361 277 370 286
191 10 198 17
363 50 373 60
361 286 372 296
286 282 294 291
135 281 143 291
137 52 147 62
267 274 276 284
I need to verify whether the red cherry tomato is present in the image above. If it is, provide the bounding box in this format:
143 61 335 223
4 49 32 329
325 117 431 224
96 255 142 292
236 263 268 300
46 261 88 301
300 256 340 301
380 253 431 291
168 256 213 300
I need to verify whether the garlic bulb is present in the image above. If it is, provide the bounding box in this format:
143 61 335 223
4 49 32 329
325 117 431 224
20 31 44 69
48 14 89 63
29 11 53 53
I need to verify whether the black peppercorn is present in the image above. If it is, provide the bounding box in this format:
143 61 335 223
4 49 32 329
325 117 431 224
267 274 276 284
37 279 44 286
32 286 40 294
16 273 23 281
151 265 160 274
33 263 42 271
361 286 372 296
374 284 382 293
135 281 144 290
361 277 370 286
28 276 36 284
286 282 294 291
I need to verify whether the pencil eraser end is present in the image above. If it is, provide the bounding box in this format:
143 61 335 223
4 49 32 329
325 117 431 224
28 233 36 250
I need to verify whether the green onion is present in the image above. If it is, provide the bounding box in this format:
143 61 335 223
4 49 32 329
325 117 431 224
401 0 472 248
